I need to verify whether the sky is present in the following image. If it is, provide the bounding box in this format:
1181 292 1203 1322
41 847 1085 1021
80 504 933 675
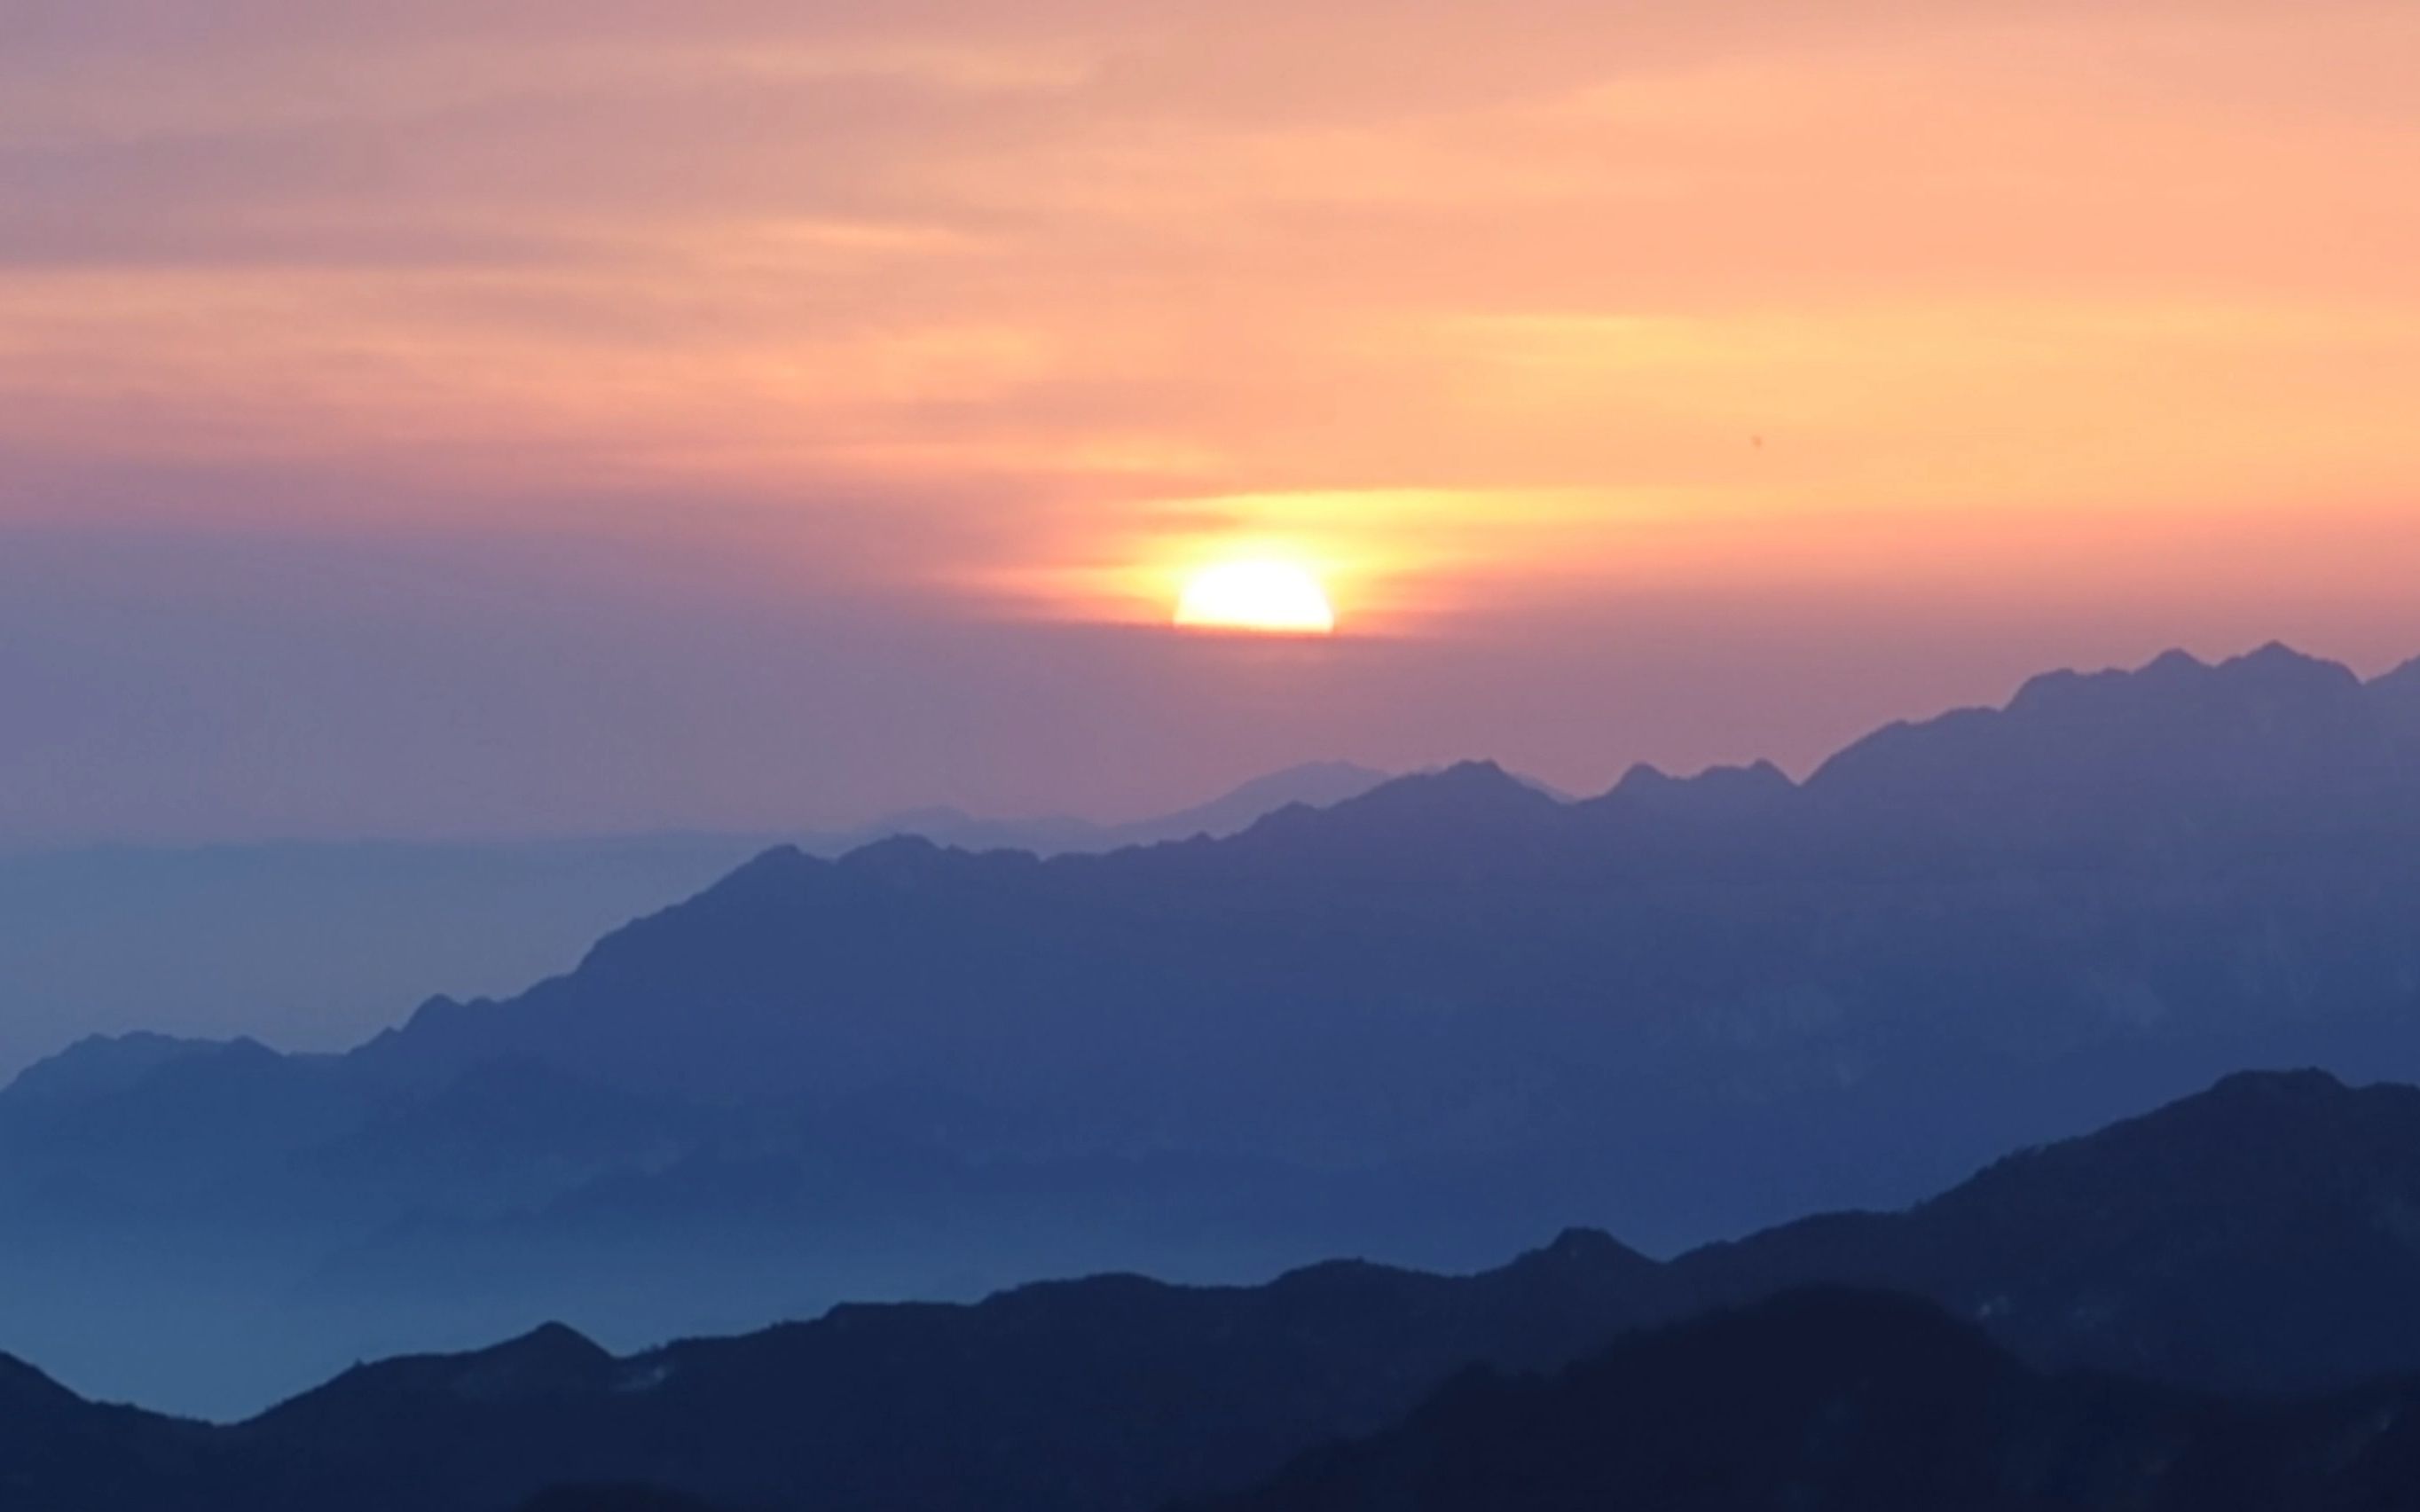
4 0 2419 844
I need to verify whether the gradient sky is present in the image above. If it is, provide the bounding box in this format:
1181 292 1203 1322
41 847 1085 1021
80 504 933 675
4 0 2419 843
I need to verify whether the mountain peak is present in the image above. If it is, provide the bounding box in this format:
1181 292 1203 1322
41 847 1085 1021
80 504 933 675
442 1320 616 1406
2197 1065 2352 1108
1929 1066 2393 1230
2002 643 2354 716
1811 640 2392 828
1528 1227 1639 1266
1342 761 1563 824
649 842 833 916
1612 762 1675 792
1605 759 1795 815
2219 639 2361 692
1216 761 1394 807
1432 758 1520 787
1 1030 227 1109
722 842 818 882
275 1320 617 1422
2145 646 2208 677
1247 760 1557 837
485 1320 612 1367
838 833 947 866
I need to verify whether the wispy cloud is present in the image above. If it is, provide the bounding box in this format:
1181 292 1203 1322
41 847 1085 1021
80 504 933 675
3 0 2417 836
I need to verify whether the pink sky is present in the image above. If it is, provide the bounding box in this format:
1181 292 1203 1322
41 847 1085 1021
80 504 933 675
3 0 2417 841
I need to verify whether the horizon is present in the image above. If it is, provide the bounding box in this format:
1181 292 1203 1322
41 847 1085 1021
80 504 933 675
4 633 2414 850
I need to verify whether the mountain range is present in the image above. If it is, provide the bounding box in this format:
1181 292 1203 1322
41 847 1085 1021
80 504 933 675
10 1070 2420 1509
0 763 1394 1077
7 643 2420 1414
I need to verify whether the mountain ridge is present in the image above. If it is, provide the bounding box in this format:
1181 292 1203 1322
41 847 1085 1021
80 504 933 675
1199 1287 2420 1512
10 641 2420 1415
12 1072 2420 1508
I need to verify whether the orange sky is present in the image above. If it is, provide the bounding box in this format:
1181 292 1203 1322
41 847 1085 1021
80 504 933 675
3 0 2418 837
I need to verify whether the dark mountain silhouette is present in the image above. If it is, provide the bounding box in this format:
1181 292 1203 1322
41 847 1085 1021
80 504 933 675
9 644 2420 1414
22 1066 2420 1511
0 1233 1669 1512
1201 1289 2420 1512
3 1074 2420 1510
1679 1069 2420 1393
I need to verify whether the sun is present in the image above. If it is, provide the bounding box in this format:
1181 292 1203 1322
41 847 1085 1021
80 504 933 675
1174 560 1338 635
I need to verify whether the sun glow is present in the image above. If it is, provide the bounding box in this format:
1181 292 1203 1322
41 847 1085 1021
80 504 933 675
1174 560 1339 635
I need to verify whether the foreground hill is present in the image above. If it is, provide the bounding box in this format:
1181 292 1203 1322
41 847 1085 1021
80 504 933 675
1203 1289 2420 1512
9 1072 2420 1508
1685 1068 2420 1393
10 644 2420 1414
0 1234 1662 1512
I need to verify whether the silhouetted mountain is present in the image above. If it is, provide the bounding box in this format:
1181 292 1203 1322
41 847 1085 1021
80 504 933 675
0 1349 209 1508
0 1031 225 1116
1112 762 1401 844
0 1233 1670 1512
1603 758 1795 819
0 836 773 1079
0 765 1394 1079
12 644 2420 1414
22 1070 2420 1512
1806 643 2415 846
824 762 1398 857
1222 761 1569 876
1202 1289 2420 1512
1680 1069 2420 1393
355 647 2420 1218
2 1036 360 1165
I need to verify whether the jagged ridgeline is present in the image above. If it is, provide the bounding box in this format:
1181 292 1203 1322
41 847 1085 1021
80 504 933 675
4 645 2420 1419
12 1073 2420 1510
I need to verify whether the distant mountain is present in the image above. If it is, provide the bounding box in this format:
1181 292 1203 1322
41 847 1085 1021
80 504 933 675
0 1030 224 1114
1805 642 2416 846
829 762 1398 858
1605 758 1795 820
0 835 770 1077
364 646 2420 1189
1204 1289 2420 1512
0 764 1393 1077
12 644 2420 1414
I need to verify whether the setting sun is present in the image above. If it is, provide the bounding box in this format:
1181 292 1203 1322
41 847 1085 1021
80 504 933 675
1174 561 1339 636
